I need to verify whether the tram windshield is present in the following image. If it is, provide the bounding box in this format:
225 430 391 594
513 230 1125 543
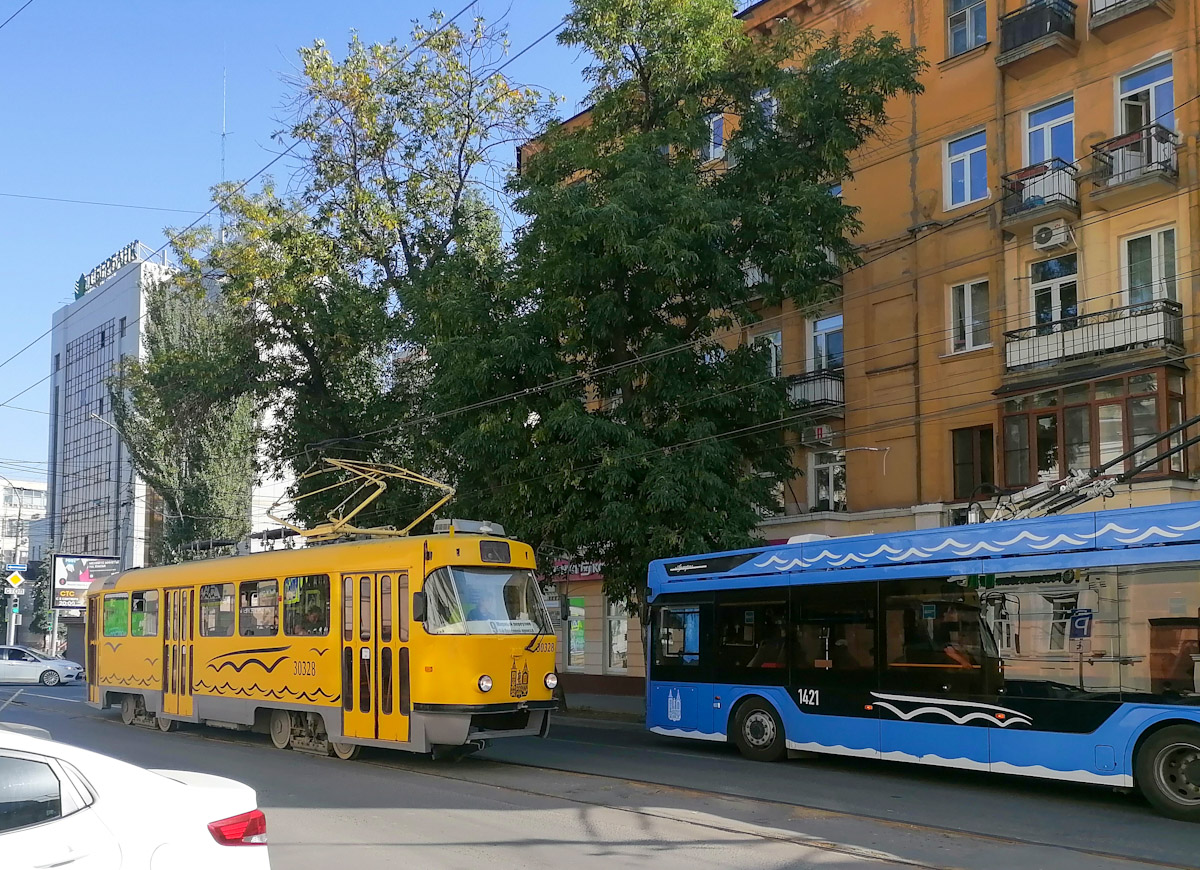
423 566 553 635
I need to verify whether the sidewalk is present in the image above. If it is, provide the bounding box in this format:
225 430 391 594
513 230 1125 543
557 691 645 724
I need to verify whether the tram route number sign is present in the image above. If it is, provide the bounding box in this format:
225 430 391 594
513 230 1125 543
1069 608 1093 653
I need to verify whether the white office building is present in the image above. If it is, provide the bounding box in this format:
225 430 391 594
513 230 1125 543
46 241 293 569
0 478 46 565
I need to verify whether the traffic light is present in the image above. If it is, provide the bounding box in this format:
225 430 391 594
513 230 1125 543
9 597 17 615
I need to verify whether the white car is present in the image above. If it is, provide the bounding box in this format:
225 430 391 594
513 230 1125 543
0 728 271 869
0 645 85 686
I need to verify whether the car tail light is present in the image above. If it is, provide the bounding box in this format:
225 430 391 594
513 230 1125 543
207 809 268 846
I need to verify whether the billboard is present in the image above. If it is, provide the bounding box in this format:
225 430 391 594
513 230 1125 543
53 554 121 610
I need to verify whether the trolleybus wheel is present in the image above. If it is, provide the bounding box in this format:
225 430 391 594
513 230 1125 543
329 741 360 761
733 698 786 762
120 695 138 726
269 709 293 750
1135 724 1200 822
156 715 178 733
39 670 61 687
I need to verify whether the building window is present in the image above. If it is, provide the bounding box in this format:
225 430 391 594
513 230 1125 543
757 331 782 377
950 279 990 351
563 596 585 671
54 353 60 372
812 450 847 512
1124 227 1176 305
1031 254 1078 332
97 397 104 415
812 314 843 371
952 426 994 500
1002 371 1185 486
701 114 724 162
1027 98 1074 164
947 130 987 208
948 0 987 57
119 317 127 338
605 599 629 672
1120 59 1173 134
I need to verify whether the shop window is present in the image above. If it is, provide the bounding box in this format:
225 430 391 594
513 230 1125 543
951 279 990 351
564 597 585 671
948 0 986 57
605 599 628 672
952 425 994 500
946 130 987 208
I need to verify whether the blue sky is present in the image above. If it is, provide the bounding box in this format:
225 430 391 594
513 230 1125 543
0 0 587 480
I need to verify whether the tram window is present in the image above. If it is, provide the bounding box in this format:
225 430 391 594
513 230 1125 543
359 576 372 641
655 606 700 667
381 576 393 643
102 593 128 637
284 574 330 636
239 580 279 637
342 576 353 642
716 600 788 668
199 584 235 637
398 573 409 642
131 591 158 637
381 647 394 714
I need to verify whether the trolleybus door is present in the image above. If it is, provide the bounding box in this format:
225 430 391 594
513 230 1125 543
162 588 194 718
342 572 411 743
86 597 99 705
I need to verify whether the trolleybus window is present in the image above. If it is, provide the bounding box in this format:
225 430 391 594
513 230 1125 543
716 599 788 669
655 606 700 667
792 587 875 679
102 593 128 637
130 590 158 637
284 574 330 636
239 580 278 637
199 583 235 637
423 567 552 635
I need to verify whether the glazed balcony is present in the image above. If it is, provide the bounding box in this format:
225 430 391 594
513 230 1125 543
1090 123 1178 211
1090 0 1174 41
1000 158 1080 231
788 369 844 416
997 0 1079 77
1004 297 1182 372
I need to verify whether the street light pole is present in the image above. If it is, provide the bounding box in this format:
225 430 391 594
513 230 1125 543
0 474 24 647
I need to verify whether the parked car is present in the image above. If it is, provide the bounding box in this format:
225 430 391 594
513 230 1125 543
0 645 84 686
0 728 271 869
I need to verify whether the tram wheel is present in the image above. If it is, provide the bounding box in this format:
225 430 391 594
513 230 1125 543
120 695 138 726
1136 724 1200 822
329 741 361 761
733 698 787 763
269 709 293 750
156 715 178 733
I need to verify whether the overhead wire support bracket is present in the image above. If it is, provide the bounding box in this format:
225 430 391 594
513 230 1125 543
267 459 455 541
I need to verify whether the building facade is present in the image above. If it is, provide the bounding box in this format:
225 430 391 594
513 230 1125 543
547 0 1198 692
0 478 46 565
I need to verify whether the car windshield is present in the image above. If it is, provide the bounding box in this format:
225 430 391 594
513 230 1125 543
423 566 553 635
19 648 50 661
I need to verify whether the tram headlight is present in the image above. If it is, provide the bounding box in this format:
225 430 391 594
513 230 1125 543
544 673 558 690
478 675 493 693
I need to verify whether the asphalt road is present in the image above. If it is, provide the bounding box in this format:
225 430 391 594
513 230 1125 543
2 682 1197 870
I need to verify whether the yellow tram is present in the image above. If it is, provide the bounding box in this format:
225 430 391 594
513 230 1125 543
85 524 558 758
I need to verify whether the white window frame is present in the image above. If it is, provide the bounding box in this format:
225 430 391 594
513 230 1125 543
1117 56 1174 135
757 330 783 377
1121 226 1176 305
947 0 987 57
1025 96 1074 165
561 594 585 673
604 598 629 674
810 450 847 513
945 129 988 209
701 114 725 162
949 279 991 353
1030 254 1078 328
810 314 843 372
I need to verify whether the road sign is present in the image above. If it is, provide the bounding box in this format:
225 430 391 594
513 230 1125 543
1069 608 1093 653
5 563 26 572
4 570 24 589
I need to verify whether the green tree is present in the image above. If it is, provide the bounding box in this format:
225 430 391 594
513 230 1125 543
417 0 925 602
109 276 258 563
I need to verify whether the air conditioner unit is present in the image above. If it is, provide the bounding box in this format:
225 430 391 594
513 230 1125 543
1032 220 1072 251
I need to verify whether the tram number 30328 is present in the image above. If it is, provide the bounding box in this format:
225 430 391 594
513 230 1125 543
293 660 318 677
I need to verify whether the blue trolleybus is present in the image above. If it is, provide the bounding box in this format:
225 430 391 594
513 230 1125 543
645 502 1200 821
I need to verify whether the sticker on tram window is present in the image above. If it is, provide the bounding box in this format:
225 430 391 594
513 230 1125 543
796 688 820 707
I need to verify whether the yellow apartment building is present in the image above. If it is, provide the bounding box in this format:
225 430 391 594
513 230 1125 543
541 0 1198 696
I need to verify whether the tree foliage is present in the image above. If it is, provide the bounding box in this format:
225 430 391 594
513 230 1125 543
109 274 257 563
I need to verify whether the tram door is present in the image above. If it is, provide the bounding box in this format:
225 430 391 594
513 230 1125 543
162 588 194 718
341 572 411 743
86 597 99 705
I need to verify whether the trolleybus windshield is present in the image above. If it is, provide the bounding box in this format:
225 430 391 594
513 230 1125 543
423 567 553 636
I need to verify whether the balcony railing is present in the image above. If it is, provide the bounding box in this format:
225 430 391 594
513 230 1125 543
1091 123 1178 188
1089 0 1175 34
1004 297 1182 371
1001 158 1079 218
999 0 1077 54
788 369 844 411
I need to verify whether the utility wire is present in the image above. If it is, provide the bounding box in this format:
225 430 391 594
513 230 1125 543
0 0 34 33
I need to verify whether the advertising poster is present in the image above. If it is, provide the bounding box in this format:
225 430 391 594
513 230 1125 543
53 554 120 609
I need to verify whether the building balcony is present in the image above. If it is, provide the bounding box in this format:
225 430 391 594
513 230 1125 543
1000 158 1080 231
1089 124 1178 210
1089 0 1174 41
788 369 844 416
1004 297 1182 372
996 0 1079 77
